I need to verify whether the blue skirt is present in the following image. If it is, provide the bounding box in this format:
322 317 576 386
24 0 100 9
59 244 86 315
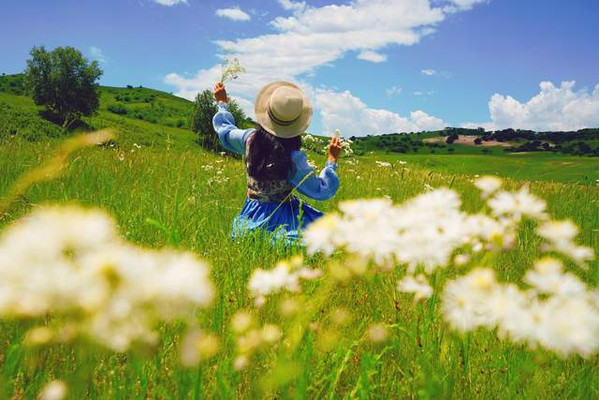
232 196 324 242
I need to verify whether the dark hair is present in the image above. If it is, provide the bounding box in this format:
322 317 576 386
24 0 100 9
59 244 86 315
246 126 302 180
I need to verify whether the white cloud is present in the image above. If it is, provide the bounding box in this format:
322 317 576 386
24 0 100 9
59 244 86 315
230 96 255 119
357 50 387 63
413 90 435 97
278 0 307 12
443 0 488 12
165 0 488 100
386 86 403 97
421 68 436 76
215 7 251 21
314 89 445 136
153 0 187 6
89 47 108 64
466 81 599 131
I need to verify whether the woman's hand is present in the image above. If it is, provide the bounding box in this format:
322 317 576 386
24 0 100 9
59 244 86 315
328 135 342 163
214 82 228 103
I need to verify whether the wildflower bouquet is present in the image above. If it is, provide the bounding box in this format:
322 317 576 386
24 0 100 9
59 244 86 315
220 56 245 83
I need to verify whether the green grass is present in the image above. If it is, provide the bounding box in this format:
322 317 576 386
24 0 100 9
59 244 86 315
98 85 194 129
0 135 597 398
367 151 599 184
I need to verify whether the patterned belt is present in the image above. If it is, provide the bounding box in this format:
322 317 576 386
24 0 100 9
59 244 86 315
247 189 292 203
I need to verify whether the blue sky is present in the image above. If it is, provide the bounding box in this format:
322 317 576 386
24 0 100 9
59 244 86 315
2 0 599 135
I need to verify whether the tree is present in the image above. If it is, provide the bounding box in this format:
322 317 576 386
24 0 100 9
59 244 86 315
189 89 247 151
25 46 102 129
445 133 459 144
474 137 483 145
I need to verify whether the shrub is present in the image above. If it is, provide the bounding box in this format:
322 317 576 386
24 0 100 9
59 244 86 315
0 105 62 142
107 104 127 115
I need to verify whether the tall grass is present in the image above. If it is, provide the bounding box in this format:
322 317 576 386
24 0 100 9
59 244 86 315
0 137 597 398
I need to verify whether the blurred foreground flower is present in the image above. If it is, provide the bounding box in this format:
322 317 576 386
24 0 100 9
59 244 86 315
443 264 599 357
38 380 68 400
302 176 597 357
474 175 502 198
0 206 214 351
180 329 220 367
248 256 322 306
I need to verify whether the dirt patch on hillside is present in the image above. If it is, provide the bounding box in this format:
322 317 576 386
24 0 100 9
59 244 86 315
424 135 513 147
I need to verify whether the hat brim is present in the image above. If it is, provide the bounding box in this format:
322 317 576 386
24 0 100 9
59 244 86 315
255 81 312 139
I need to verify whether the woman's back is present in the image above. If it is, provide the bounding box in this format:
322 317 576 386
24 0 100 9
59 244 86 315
245 129 297 203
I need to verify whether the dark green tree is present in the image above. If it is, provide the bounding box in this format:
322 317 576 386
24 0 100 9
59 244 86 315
445 133 459 144
189 89 247 151
25 46 103 129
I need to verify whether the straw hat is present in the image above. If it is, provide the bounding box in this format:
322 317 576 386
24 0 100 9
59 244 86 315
255 81 312 139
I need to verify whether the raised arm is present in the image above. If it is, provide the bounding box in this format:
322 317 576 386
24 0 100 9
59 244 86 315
212 83 254 155
289 151 339 201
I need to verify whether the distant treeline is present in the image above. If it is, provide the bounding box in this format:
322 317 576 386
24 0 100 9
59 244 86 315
349 131 451 155
444 127 599 156
349 127 599 157
444 126 599 142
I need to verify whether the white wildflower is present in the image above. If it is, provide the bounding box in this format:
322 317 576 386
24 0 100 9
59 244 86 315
248 258 320 305
0 206 213 352
305 189 482 273
261 324 282 343
536 297 599 358
231 311 253 333
180 329 220 367
537 220 594 266
367 323 388 343
302 213 342 256
38 380 68 400
537 220 578 243
442 269 498 332
233 355 249 370
220 57 245 83
488 187 546 221
442 265 599 357
525 258 586 297
474 176 502 198
397 275 433 301
453 254 471 266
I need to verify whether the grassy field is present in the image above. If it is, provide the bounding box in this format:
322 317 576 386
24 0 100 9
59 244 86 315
0 133 598 398
369 151 599 184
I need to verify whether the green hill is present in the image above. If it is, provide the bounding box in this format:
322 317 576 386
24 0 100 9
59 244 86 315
0 74 198 149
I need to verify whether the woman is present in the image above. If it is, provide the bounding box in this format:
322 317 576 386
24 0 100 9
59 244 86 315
212 81 342 241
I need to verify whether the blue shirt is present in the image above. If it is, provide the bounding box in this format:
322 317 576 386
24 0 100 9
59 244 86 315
212 103 339 201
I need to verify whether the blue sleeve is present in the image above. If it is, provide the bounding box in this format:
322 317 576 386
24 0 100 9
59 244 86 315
289 150 339 201
212 102 255 155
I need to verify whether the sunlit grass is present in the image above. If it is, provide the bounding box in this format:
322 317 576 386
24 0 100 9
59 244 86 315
0 137 597 398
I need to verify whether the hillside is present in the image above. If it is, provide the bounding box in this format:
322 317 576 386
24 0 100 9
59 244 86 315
0 74 199 149
350 127 599 157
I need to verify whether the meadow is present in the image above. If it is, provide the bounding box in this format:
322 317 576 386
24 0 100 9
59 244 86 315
0 130 598 398
367 151 599 184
